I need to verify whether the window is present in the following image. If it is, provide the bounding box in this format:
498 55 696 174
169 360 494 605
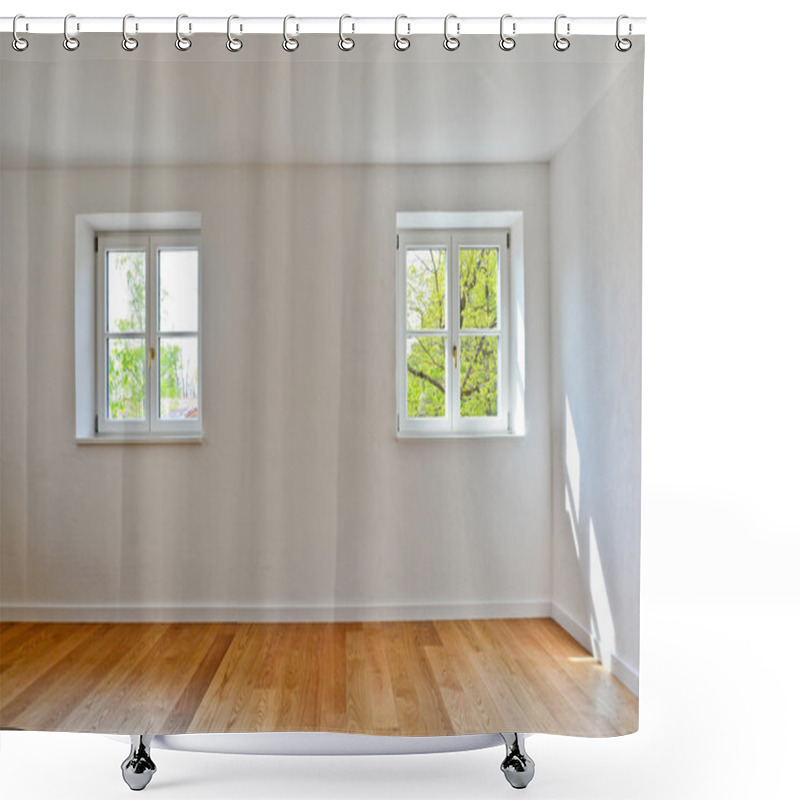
397 227 518 436
96 231 201 437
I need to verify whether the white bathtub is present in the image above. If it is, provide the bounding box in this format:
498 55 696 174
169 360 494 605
114 732 535 790
143 731 504 755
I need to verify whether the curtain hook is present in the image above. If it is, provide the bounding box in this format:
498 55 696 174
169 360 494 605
283 15 299 52
12 14 29 52
553 14 570 52
615 15 632 52
175 14 192 51
63 13 80 51
339 14 355 51
443 14 460 51
394 14 410 51
122 14 138 51
499 14 516 51
226 15 243 52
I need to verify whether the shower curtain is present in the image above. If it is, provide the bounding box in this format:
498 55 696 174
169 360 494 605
0 14 644 785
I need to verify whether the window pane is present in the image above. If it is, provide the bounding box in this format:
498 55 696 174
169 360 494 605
459 247 498 330
107 338 146 420
406 336 446 418
460 335 498 418
159 249 199 332
159 337 200 420
107 251 146 333
406 248 446 330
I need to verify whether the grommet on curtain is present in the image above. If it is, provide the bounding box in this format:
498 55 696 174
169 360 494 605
175 14 192 51
443 14 460 51
553 14 570 51
226 15 243 52
11 14 29 52
499 14 516 51
282 15 299 52
338 15 355 51
615 15 632 51
394 15 410 51
121 15 138 51
63 14 80 51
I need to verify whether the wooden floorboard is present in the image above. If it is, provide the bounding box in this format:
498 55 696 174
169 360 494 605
0 619 638 737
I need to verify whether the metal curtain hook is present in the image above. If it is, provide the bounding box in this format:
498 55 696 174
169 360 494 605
394 14 410 51
443 14 460 51
499 14 516 51
615 14 632 51
175 14 192 51
339 14 355 51
283 15 299 51
122 14 138 51
63 13 80 51
12 14 29 52
553 14 570 52
227 15 243 51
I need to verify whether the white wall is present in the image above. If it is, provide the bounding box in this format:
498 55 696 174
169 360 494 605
549 62 643 693
0 163 552 621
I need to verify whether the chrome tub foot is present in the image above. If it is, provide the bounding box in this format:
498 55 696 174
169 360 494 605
500 733 535 789
121 735 156 791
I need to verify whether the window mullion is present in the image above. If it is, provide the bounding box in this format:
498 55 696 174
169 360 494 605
147 236 157 430
449 233 458 429
446 235 453 427
451 232 459 429
97 244 106 428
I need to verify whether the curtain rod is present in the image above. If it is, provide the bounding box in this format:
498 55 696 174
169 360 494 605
0 16 646 37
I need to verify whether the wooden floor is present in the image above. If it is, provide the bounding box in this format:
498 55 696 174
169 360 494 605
0 619 637 737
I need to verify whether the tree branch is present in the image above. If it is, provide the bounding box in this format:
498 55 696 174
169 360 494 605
416 337 445 371
407 365 445 395
460 336 488 392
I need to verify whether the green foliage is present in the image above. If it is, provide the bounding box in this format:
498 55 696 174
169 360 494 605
106 251 189 420
459 335 498 417
108 252 146 420
159 343 181 400
406 248 447 331
459 248 498 330
407 337 446 418
406 247 500 419
108 339 145 420
405 248 447 417
458 248 498 418
159 340 187 416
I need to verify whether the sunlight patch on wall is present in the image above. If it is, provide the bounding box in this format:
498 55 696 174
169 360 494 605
588 518 616 668
564 395 581 556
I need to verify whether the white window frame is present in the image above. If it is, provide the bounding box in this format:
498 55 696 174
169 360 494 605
95 231 202 437
397 228 511 436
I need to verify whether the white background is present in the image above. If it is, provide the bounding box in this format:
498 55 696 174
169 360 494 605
2 1 798 798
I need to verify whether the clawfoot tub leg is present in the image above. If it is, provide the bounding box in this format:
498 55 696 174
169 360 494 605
500 733 535 789
121 735 157 791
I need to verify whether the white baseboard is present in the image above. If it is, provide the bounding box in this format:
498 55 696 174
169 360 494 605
550 601 639 697
0 600 552 624
610 653 639 697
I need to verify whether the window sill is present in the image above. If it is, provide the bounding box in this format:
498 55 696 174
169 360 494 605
76 434 204 445
397 430 525 440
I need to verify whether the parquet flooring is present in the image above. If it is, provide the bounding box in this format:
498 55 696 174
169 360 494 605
0 619 638 736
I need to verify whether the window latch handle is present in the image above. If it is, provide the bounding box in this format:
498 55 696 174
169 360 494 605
149 347 155 368
453 344 458 368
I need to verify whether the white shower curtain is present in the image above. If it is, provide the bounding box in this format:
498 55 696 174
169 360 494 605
1 21 643 746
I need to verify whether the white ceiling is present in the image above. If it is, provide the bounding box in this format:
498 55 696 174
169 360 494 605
0 35 633 168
